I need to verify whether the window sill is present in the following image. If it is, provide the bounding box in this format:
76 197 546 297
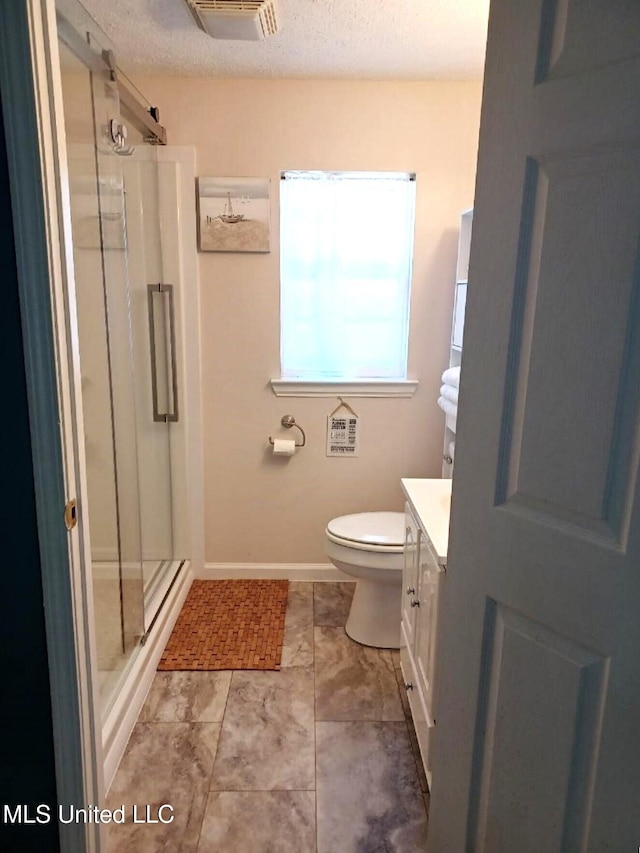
270 379 419 398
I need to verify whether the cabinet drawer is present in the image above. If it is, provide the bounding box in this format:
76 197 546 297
419 533 440 572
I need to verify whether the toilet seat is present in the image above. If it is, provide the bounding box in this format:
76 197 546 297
325 512 405 553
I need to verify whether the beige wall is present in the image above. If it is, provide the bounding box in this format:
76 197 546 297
138 77 482 564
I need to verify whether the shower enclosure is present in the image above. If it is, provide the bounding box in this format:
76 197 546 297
56 0 187 719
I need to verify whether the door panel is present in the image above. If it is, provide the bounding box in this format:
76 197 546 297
540 0 640 81
501 149 640 540
428 1 640 850
469 604 608 853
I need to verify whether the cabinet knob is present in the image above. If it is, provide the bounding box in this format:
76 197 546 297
443 454 453 465
406 586 416 595
405 682 414 691
410 598 420 608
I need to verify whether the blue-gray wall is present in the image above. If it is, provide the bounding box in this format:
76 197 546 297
0 94 60 853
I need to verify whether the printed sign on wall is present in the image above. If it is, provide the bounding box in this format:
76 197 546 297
326 414 360 457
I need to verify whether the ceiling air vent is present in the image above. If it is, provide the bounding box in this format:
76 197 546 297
184 0 279 41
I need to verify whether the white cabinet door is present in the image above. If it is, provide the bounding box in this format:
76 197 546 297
428 2 640 851
414 541 443 723
401 504 420 650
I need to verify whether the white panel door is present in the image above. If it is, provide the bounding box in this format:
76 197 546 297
428 2 640 851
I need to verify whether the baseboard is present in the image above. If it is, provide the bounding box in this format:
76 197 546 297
200 563 351 582
92 561 152 581
102 562 194 792
91 547 118 563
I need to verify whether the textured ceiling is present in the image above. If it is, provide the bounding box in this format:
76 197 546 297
75 0 490 80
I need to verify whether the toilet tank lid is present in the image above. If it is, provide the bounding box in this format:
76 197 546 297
326 512 405 547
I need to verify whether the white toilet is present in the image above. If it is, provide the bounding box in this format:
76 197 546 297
325 511 405 649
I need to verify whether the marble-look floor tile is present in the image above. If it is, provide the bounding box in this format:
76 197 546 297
197 791 316 853
313 582 355 627
106 721 220 853
210 667 315 791
316 722 428 853
280 582 314 668
139 671 231 723
315 627 404 721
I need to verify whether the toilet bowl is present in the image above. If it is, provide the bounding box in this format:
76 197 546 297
325 512 405 649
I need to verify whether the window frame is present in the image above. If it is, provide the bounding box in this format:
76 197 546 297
275 169 418 397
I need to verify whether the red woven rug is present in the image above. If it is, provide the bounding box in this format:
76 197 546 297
158 579 289 671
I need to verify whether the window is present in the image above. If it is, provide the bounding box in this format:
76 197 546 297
279 171 416 384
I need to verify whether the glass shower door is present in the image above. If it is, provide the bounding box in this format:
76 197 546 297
57 0 185 717
119 135 180 620
58 29 145 714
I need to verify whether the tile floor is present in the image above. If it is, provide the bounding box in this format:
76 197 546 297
106 582 429 852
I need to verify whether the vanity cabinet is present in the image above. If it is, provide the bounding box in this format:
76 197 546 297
400 478 452 790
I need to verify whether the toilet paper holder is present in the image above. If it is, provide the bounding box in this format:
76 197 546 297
269 415 306 448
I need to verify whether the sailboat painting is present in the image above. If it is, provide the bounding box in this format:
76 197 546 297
197 177 271 252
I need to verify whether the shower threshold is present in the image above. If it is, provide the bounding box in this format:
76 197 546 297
143 558 186 643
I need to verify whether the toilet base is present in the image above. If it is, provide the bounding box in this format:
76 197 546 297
344 578 401 649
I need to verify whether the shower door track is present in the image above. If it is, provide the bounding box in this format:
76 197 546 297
141 559 186 645
56 10 167 145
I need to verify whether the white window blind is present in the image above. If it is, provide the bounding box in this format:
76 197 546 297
280 171 416 381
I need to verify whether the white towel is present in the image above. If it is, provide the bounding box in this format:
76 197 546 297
437 396 458 432
437 395 458 417
439 384 459 406
441 366 461 388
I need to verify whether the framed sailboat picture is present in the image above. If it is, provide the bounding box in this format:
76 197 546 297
197 177 271 253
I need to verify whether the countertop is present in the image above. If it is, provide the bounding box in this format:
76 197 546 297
401 478 452 565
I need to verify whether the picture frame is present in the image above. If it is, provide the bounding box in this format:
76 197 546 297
197 176 271 253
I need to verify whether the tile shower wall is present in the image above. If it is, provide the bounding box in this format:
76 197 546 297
106 582 429 852
136 76 483 564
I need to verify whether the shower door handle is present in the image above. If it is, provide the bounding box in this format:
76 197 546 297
147 283 179 423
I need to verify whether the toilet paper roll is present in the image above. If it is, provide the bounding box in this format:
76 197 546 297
272 438 296 456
